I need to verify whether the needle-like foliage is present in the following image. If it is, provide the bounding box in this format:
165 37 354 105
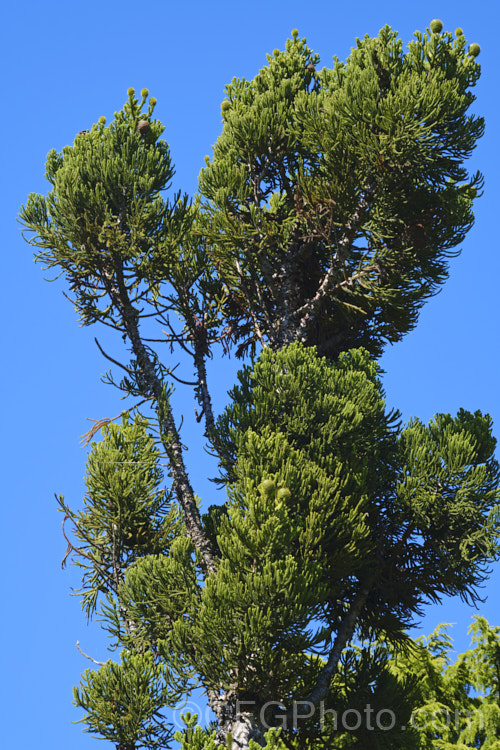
19 19 498 750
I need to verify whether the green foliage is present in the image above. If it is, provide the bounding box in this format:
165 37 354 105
467 616 500 695
212 342 395 486
174 344 391 699
156 342 498 740
117 537 201 657
73 650 179 748
20 88 180 326
20 17 499 750
58 414 182 617
396 410 500 599
454 617 500 749
57 341 500 748
175 713 221 750
19 90 226 361
213 343 499 633
175 713 287 750
324 645 421 749
385 619 500 749
199 23 483 358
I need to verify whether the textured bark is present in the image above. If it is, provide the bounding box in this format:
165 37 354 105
206 579 375 748
192 321 216 439
305 578 373 707
208 691 267 749
224 713 266 749
102 259 217 576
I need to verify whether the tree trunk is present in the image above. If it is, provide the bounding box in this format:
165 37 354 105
218 712 267 749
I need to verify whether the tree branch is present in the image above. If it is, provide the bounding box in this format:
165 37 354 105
76 641 106 667
291 186 375 342
297 574 375 714
100 259 217 576
94 337 135 374
189 318 216 441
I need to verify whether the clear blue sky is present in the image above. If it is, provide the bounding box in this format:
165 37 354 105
2 0 499 746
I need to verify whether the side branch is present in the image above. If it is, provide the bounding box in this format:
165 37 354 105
191 321 216 438
301 575 374 712
76 641 106 667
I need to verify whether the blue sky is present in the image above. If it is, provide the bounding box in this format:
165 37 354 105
2 0 499 746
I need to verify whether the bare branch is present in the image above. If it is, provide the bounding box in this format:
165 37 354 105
94 338 135 374
191 314 216 438
76 641 106 667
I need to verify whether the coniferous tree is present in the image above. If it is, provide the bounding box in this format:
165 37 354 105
20 20 499 750
383 618 500 749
